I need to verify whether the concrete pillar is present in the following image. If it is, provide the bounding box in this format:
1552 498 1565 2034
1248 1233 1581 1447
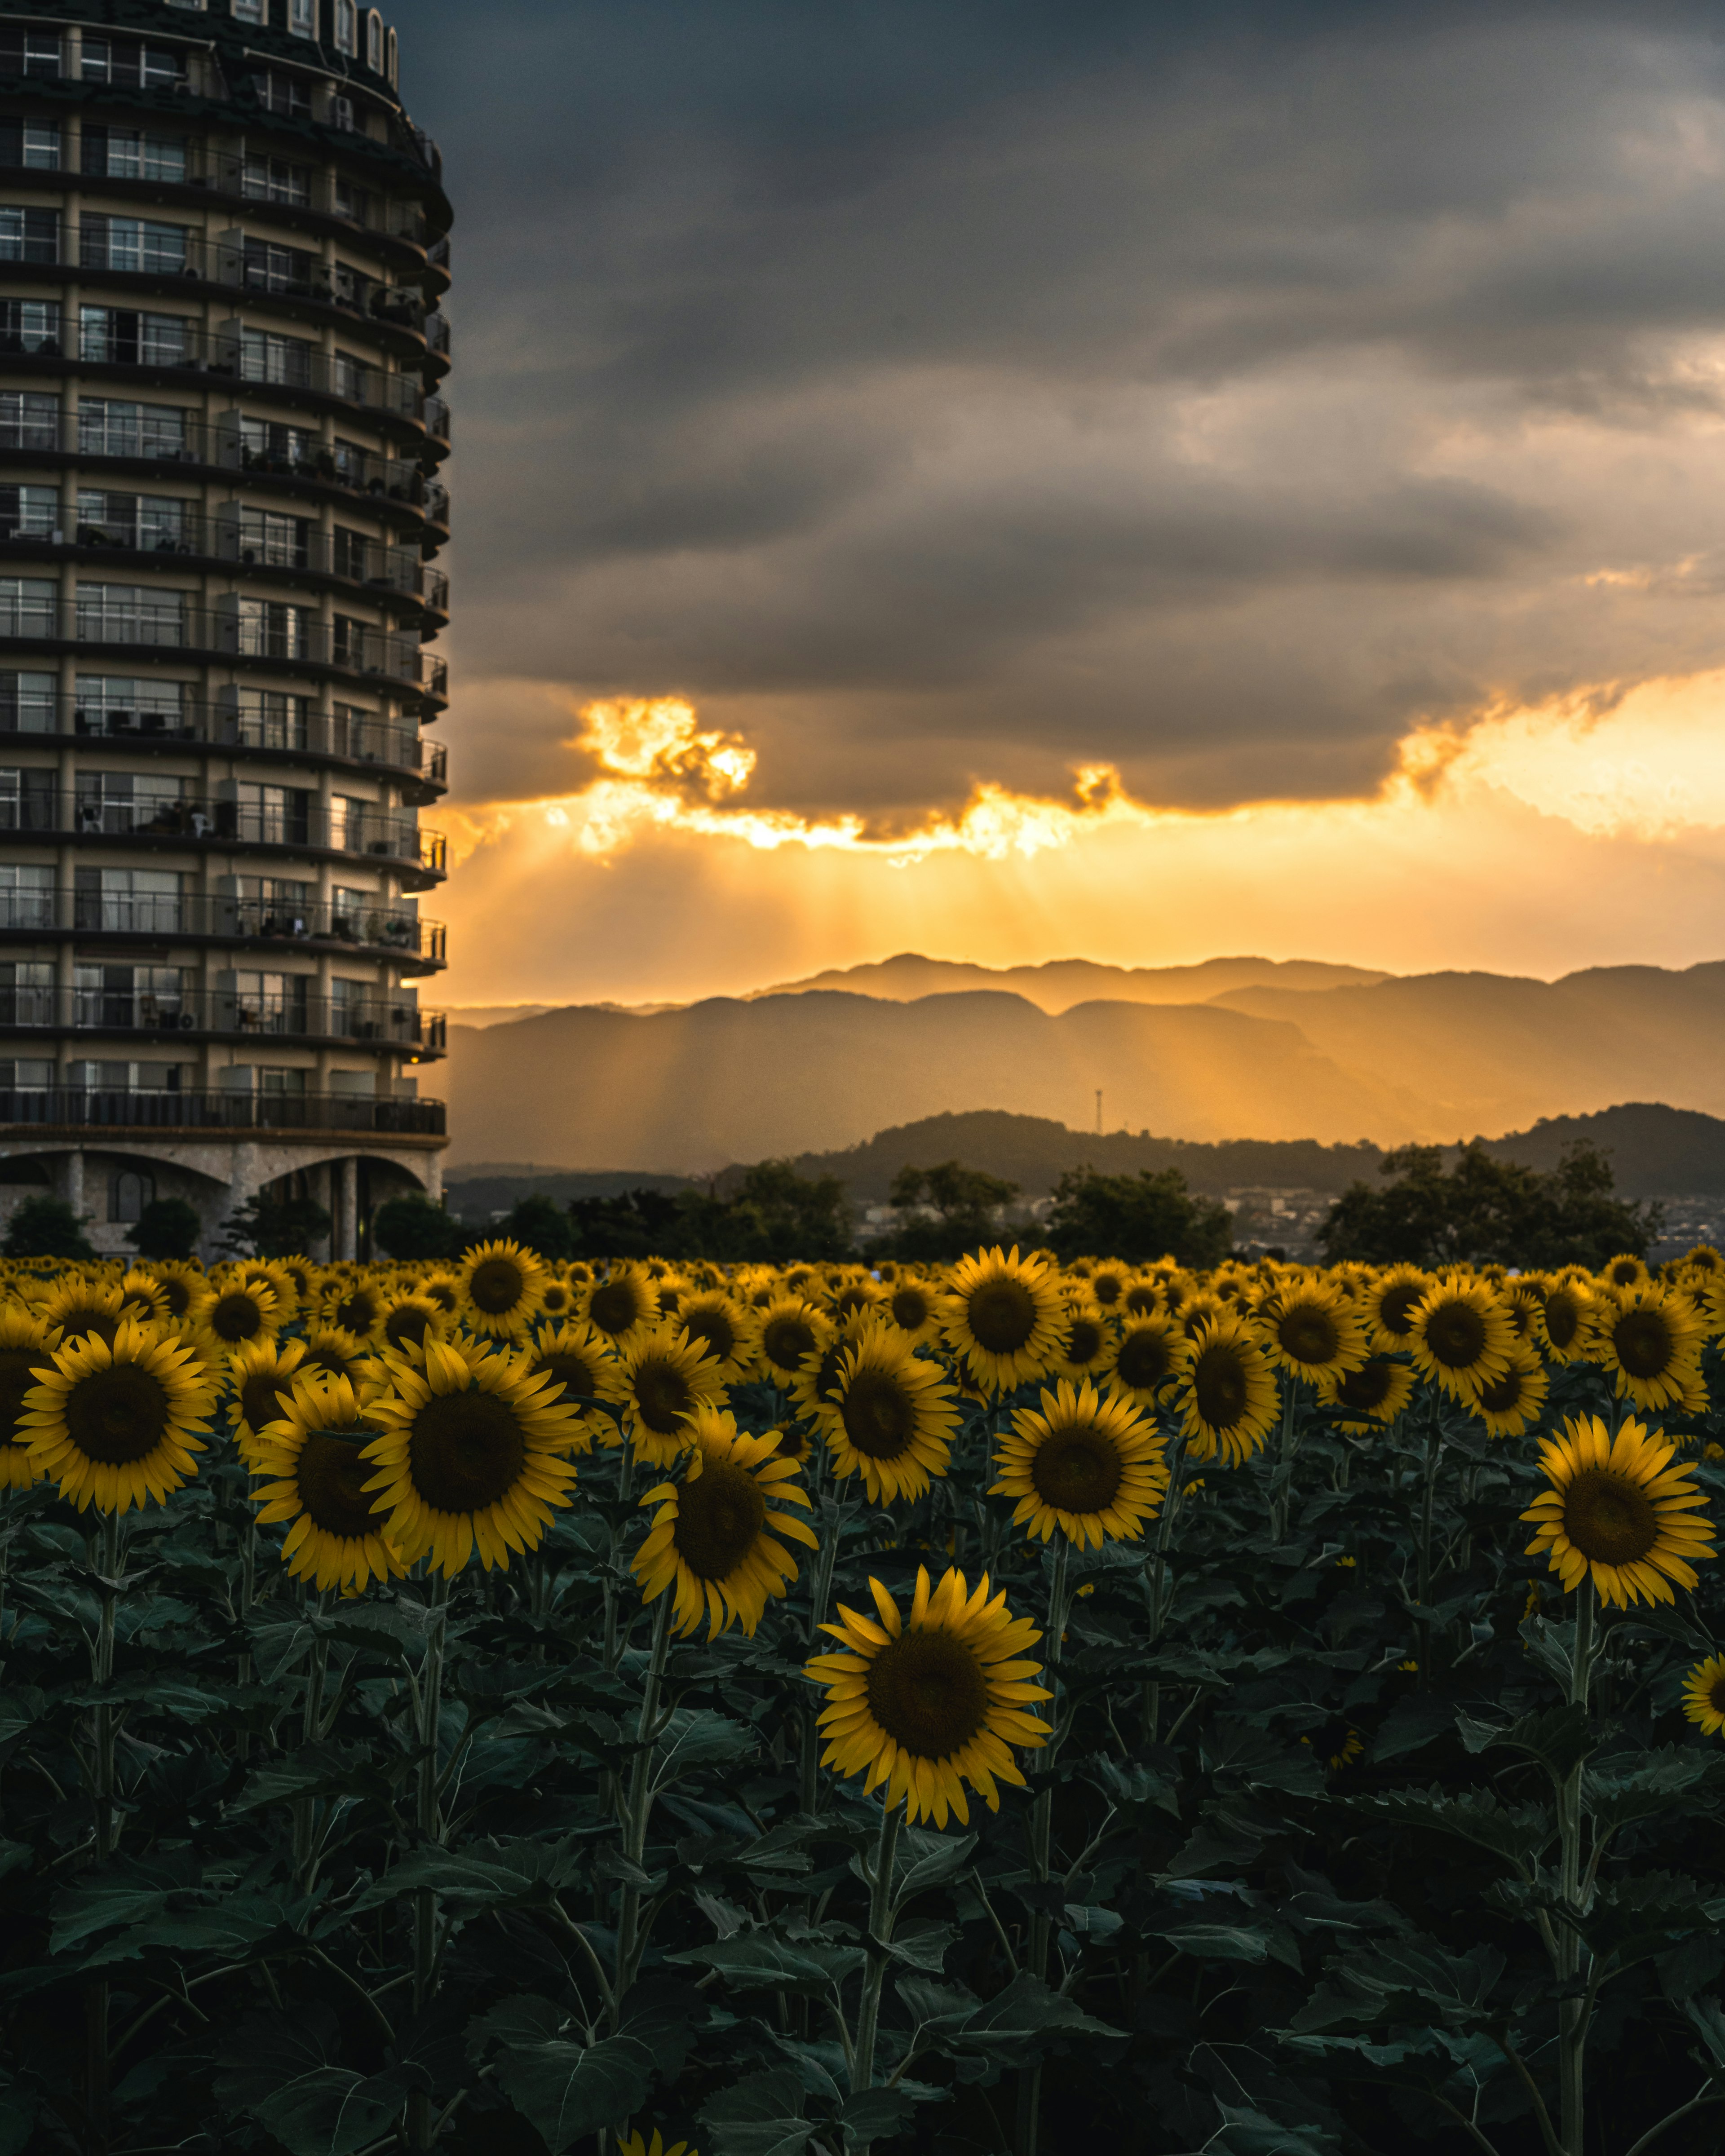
311 1159 334 1261
423 1151 442 1204
337 1155 357 1260
61 1149 84 1222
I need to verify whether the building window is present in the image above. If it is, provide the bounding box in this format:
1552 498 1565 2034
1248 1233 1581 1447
241 235 318 298
109 1170 156 1223
0 206 59 264
0 392 60 452
366 10 383 71
81 38 187 90
335 0 358 55
288 0 315 36
232 0 266 22
0 864 53 930
0 672 58 734
385 28 398 86
0 301 62 356
236 781 310 846
80 215 190 276
80 307 191 368
77 582 190 649
75 866 184 934
238 415 322 477
0 119 61 169
0 579 57 636
235 597 314 660
249 71 313 119
82 128 187 184
235 688 309 751
78 399 189 461
77 490 194 554
235 508 312 571
74 676 188 738
0 31 64 77
239 326 316 389
74 770 188 837
241 154 311 207
0 487 60 541
0 962 54 1024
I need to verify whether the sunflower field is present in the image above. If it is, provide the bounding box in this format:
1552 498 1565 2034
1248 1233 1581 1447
4 1241 1725 2156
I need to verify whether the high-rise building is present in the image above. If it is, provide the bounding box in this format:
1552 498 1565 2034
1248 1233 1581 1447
0 0 450 1258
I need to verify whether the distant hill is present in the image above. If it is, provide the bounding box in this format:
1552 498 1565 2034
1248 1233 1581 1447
752 952 1390 1014
1480 1104 1725 1196
442 990 1427 1172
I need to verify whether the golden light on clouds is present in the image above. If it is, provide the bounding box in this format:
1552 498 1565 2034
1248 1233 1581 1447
436 673 1725 1008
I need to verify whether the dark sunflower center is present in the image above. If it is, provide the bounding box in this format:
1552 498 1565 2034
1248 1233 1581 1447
762 1313 817 1371
890 1288 931 1330
1092 1274 1123 1307
384 1304 433 1351
1122 1284 1160 1317
210 1292 264 1342
66 1363 170 1463
967 1278 1037 1356
1063 1316 1104 1365
0 1345 49 1443
672 1458 767 1579
660 1288 682 1315
296 1431 388 1538
541 1284 571 1313
588 1280 645 1337
333 1292 376 1334
60 1310 119 1348
408 1389 526 1513
835 1287 875 1321
304 1344 356 1379
1424 1300 1486 1368
1709 1674 1725 1714
682 1309 738 1364
1116 1327 1173 1391
1377 1283 1424 1338
1544 1291 1582 1350
1279 1307 1340 1364
632 1356 694 1435
809 1340 848 1405
467 1261 525 1317
1610 1260 1642 1286
864 1630 991 1759
1336 1361 1394 1413
531 1350 599 1403
240 1368 296 1431
1191 1342 1249 1428
1563 1467 1659 1566
772 1422 809 1461
841 1369 916 1459
1613 1310 1676 1380
159 1276 193 1316
426 1283 458 1313
1475 1367 1524 1414
1031 1424 1123 1515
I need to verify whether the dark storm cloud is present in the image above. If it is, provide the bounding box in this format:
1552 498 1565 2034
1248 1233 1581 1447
402 0 1725 813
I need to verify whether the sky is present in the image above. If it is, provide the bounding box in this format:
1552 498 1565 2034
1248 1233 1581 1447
401 0 1725 1009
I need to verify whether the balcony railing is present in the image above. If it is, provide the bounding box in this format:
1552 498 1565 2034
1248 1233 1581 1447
0 599 443 698
0 1086 447 1137
0 412 432 514
0 983 445 1050
0 508 439 605
0 694 446 786
0 225 427 336
0 791 447 875
0 887 445 964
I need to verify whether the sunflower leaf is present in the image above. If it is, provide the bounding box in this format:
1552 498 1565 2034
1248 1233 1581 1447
1455 1703 1594 1779
700 2066 813 2156
216 2009 421 2156
492 2031 656 2155
893 1826 977 1900
667 1933 865 1992
650 1707 759 1788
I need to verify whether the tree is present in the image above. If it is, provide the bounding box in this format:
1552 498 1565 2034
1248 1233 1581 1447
219 1191 334 1260
2 1193 96 1260
126 1197 202 1261
1045 1166 1232 1267
500 1192 575 1261
566 1187 689 1261
373 1193 466 1261
725 1159 853 1263
1316 1140 1659 1270
887 1158 1019 1260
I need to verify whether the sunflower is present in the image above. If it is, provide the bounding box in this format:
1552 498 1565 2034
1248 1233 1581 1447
674 1290 759 1383
1539 1277 1595 1363
633 1407 818 1638
323 1273 388 1343
190 1279 281 1357
144 1258 203 1324
1174 1315 1281 1466
454 1239 547 1341
880 1274 942 1348
1408 1280 1514 1402
297 1323 372 1388
992 1378 1168 1547
228 1335 314 1463
830 1275 886 1327
1175 1289 1230 1342
377 1291 446 1360
1087 1264 1129 1310
519 1318 611 1442
598 1322 728 1466
536 1274 579 1322
758 1297 832 1386
230 1258 299 1320
1601 1253 1650 1293
940 1246 1063 1394
1330 1356 1415 1432
1681 1654 1725 1738
1048 1297 1117 1384
1361 1265 1433 1355
1522 1414 1715 1608
360 1337 582 1575
769 1420 816 1467
21 1321 213 1514
824 1322 962 1505
1261 1279 1370 1396
250 1374 404 1593
37 1277 125 1349
0 1304 59 1489
1119 1277 1166 1320
1106 1312 1188 1409
1470 1347 1549 1440
116 1268 171 1330
1588 1286 1706 1414
808 1565 1052 1828
582 1262 660 1350
418 1269 462 1317
789 1321 864 1438
615 2132 690 2156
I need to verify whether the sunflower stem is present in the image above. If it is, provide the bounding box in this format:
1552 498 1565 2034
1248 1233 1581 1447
849 1797 902 2116
1556 1580 1598 2156
292 1607 330 1895
614 1587 674 2016
408 1568 451 2154
800 1514 843 1818
1269 1386 1298 1542
1415 1399 1442 1688
1142 1437 1186 1746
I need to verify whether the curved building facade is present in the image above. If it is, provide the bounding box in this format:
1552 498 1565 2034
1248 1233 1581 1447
0 0 450 1255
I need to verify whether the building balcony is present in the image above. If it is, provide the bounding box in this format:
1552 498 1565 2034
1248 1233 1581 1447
0 1084 447 1139
0 693 447 795
0 983 446 1055
0 791 447 885
0 511 447 620
0 410 437 527
0 887 445 969
0 599 447 707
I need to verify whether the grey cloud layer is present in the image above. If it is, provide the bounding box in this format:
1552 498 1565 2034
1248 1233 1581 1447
408 0 1725 814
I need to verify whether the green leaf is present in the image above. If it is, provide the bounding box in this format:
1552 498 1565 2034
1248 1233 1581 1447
493 2032 656 2156
216 2012 417 2156
1349 1786 1552 1867
231 1742 398 1815
919 1969 1125 2055
1369 1692 1455 1764
702 2067 814 2156
0 2068 35 2156
350 1838 581 1915
668 1934 865 1993
619 1975 705 2079
885 1918 957 1972
650 1707 758 1787
1684 1993 1725 2072
1200 1717 1326 1795
0 1688 45 1749
1290 1936 1505 2035
1163 1804 1269 1879
1455 1703 1594 1780
893 1827 978 1900
1150 1922 1275 1966
840 2085 919 2143
50 1852 201 1952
